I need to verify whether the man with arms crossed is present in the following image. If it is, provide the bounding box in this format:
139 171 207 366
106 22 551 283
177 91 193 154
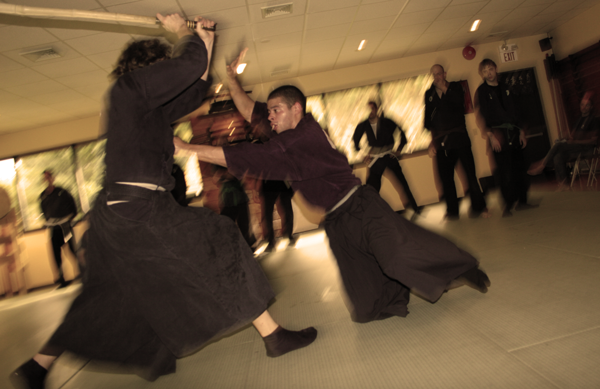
425 65 489 220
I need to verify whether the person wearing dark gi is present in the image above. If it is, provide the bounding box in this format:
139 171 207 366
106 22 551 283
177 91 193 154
170 163 188 206
39 169 78 288
474 58 537 217
528 94 599 190
176 49 491 325
425 65 489 220
353 102 421 216
10 15 316 389
262 179 295 251
214 165 256 248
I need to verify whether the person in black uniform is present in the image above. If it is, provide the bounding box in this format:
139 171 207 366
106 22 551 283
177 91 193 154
262 179 294 252
425 65 489 220
39 170 78 288
353 101 421 216
10 14 316 389
474 59 538 217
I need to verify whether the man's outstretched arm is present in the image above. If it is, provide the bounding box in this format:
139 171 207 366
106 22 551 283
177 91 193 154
226 48 255 122
174 137 227 166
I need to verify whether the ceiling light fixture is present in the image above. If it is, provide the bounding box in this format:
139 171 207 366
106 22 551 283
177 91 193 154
358 40 367 51
470 19 481 32
215 84 223 94
236 63 247 74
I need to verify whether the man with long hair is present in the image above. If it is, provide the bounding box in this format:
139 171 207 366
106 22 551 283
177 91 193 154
10 14 315 389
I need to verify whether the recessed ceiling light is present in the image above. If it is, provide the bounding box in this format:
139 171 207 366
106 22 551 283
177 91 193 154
358 40 367 51
215 84 223 93
236 63 247 74
470 19 481 32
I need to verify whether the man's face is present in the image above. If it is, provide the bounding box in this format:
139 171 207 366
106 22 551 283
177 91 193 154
267 97 296 133
43 172 54 186
368 104 378 120
580 99 592 116
431 66 446 85
482 65 497 83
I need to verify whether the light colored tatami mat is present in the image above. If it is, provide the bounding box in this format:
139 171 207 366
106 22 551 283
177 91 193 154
1 189 599 388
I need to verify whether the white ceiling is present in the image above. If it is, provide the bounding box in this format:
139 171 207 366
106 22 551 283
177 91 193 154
0 0 597 135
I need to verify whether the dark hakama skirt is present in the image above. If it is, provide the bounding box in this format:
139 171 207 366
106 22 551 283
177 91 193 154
46 190 274 380
324 185 478 323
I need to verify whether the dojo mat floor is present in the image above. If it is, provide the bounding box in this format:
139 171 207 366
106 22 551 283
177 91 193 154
1 189 600 389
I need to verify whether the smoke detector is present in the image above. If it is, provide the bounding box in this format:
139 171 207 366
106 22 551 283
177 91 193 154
261 2 293 19
20 47 62 62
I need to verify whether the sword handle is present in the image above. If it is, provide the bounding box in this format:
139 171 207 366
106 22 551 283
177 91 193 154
155 18 216 31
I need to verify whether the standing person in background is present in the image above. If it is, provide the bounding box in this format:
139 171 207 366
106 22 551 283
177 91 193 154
425 64 490 220
353 101 422 219
262 179 295 252
474 59 538 217
39 169 78 288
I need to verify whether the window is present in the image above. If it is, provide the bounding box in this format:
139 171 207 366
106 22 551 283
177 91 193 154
307 73 434 164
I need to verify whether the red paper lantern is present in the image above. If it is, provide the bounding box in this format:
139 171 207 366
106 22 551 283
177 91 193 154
462 46 476 60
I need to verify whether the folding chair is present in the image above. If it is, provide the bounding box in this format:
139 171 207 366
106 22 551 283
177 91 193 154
570 146 599 189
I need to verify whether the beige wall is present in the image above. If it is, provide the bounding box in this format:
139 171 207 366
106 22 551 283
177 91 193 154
551 3 600 61
0 115 101 160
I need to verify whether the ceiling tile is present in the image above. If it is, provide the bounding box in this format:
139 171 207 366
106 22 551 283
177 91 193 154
0 89 19 103
437 2 488 20
56 69 109 89
404 0 453 13
2 41 84 69
355 0 407 21
0 54 23 72
529 11 565 24
304 23 352 44
74 83 111 102
44 27 104 41
449 0 489 4
0 68 48 88
255 32 303 53
349 16 397 35
192 7 250 30
393 8 444 27
0 26 58 52
28 89 88 106
31 57 100 79
308 0 362 14
479 0 529 14
425 17 471 35
519 0 556 5
87 50 121 71
65 32 133 56
385 23 431 40
4 79 68 98
214 25 253 46
252 15 305 39
541 1 582 14
177 0 247 14
302 38 346 54
306 7 358 29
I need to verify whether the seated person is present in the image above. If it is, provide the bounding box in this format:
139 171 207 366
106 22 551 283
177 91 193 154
528 93 599 190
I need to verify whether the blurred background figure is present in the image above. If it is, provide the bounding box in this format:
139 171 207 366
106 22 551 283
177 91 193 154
261 180 294 252
528 92 599 190
353 101 422 218
170 163 188 206
39 170 78 288
425 64 489 220
214 165 256 248
0 186 26 297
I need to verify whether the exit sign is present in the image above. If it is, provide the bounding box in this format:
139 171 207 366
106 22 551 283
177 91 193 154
499 44 519 63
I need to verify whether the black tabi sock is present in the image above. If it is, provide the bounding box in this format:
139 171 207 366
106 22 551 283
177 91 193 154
262 326 318 357
456 267 491 293
10 359 47 389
